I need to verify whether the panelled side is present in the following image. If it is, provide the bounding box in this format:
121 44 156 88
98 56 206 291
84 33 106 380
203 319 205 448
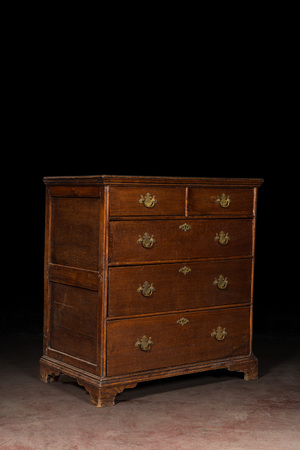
43 186 102 375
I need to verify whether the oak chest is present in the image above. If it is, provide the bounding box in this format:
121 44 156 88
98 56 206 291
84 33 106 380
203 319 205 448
40 175 263 406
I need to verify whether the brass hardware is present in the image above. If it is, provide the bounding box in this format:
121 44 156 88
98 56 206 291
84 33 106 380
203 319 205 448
213 275 229 290
214 231 230 245
179 266 191 275
139 193 157 208
216 193 231 208
211 326 227 341
137 233 156 248
177 317 189 326
135 335 153 351
137 281 156 297
179 223 191 232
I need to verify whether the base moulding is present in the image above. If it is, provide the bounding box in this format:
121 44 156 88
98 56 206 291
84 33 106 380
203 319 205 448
40 354 258 407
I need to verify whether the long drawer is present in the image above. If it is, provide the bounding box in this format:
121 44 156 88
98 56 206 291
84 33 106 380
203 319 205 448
106 306 251 376
109 219 253 264
108 259 252 317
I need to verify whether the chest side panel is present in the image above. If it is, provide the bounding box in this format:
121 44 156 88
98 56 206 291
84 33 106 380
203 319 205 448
44 190 102 374
51 197 100 270
49 283 98 363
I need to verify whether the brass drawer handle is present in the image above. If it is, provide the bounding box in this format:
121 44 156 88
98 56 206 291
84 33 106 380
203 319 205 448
135 335 153 351
177 317 189 326
179 266 191 275
139 193 157 208
214 231 230 245
211 326 227 341
213 275 229 290
216 193 231 208
137 233 156 248
137 281 155 297
179 223 191 232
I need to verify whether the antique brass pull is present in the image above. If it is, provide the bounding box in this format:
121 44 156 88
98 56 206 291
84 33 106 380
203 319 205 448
179 223 191 232
177 317 189 326
214 231 230 245
137 233 156 248
135 335 153 351
139 193 157 208
213 275 229 290
216 193 231 208
211 326 227 341
137 281 155 297
179 266 191 275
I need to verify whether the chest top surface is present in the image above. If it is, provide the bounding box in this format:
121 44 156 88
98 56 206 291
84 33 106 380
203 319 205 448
43 175 264 187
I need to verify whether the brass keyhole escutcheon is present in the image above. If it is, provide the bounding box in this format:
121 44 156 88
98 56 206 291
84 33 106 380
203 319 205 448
214 231 230 245
213 275 229 290
135 335 153 351
179 266 191 275
211 326 227 341
177 317 189 326
179 223 191 232
137 233 156 248
216 193 231 208
137 281 156 297
139 193 157 208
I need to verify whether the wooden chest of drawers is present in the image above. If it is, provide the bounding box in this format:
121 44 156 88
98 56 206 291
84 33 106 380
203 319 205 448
40 175 263 407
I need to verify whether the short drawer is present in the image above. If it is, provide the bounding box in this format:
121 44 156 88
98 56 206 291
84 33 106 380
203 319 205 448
109 186 185 216
109 219 253 264
106 306 251 376
108 259 252 317
189 188 254 216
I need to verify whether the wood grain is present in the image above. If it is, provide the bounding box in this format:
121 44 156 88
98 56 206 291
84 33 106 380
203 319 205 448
106 306 251 377
44 175 264 187
48 264 99 291
51 197 100 270
49 185 100 197
110 186 185 216
49 283 98 364
108 259 252 317
189 188 254 216
109 219 253 264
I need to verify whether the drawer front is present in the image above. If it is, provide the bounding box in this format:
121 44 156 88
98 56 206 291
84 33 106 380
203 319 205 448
109 186 185 216
108 259 252 317
109 219 253 264
106 307 250 376
189 188 254 216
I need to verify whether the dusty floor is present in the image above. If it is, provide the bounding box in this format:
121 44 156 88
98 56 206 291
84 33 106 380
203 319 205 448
0 333 299 449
